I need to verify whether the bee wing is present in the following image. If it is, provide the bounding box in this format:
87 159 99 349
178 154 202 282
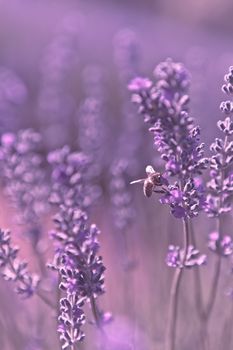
130 178 145 185
145 165 155 175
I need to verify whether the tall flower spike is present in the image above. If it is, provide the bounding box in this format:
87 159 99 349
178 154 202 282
129 58 190 125
129 59 208 219
110 29 142 235
129 59 207 350
77 65 107 176
0 129 50 245
196 66 233 345
50 207 108 349
36 12 82 150
205 66 233 219
0 229 39 298
48 146 110 349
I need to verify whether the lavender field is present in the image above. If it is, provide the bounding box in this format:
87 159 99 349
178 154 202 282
1 1 233 350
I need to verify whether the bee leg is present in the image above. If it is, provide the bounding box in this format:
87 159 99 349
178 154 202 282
153 189 166 194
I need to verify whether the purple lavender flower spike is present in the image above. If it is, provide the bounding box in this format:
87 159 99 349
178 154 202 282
129 59 207 350
154 58 190 98
110 159 135 231
166 245 206 268
50 205 108 348
0 129 50 246
36 12 81 150
0 229 39 298
129 58 190 125
208 231 233 256
48 146 98 210
114 29 141 82
205 66 233 218
110 30 143 238
128 77 152 92
129 59 208 219
76 65 107 195
58 296 85 348
48 145 110 347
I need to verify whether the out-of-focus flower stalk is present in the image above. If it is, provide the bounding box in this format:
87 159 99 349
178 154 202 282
166 217 189 350
0 130 50 278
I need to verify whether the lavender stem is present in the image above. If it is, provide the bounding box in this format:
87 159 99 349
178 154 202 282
189 222 209 350
90 295 102 330
189 221 205 317
36 290 56 309
165 217 189 350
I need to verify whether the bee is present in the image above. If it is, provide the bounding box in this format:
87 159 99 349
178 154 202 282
130 165 164 197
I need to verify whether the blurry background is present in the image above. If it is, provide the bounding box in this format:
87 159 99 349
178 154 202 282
0 1 233 349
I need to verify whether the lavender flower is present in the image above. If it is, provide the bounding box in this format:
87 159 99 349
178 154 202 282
0 229 39 298
0 129 49 245
160 177 206 219
48 146 109 348
208 232 233 256
78 66 106 154
36 12 81 150
166 245 206 268
110 159 135 230
48 146 98 210
204 67 233 312
0 67 28 134
129 58 190 125
76 65 107 193
128 77 152 92
50 206 107 348
110 30 143 234
129 59 208 219
58 296 85 348
205 66 233 219
129 59 207 350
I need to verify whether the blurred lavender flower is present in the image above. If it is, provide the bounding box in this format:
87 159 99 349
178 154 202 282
0 229 39 298
128 77 152 92
114 29 144 174
0 129 50 246
208 232 233 256
110 159 135 231
166 245 207 268
76 65 107 189
48 145 98 210
205 66 233 218
37 12 82 150
0 67 28 134
110 29 143 236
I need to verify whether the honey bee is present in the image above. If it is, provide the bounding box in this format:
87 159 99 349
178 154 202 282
130 165 164 197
